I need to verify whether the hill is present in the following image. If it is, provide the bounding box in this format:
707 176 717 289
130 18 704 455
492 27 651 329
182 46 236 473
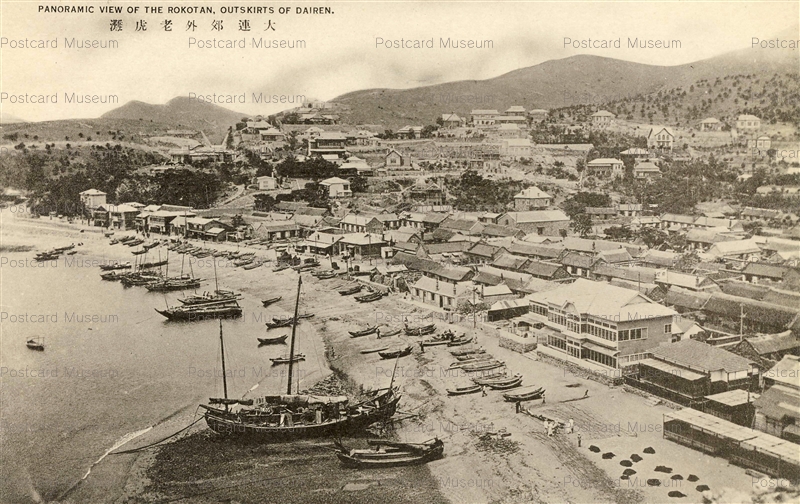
100 96 249 143
0 112 27 124
328 27 799 129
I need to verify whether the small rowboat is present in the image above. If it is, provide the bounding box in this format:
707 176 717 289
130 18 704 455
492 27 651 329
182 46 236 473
270 354 306 365
455 351 491 361
471 372 513 386
449 347 485 357
26 338 45 351
338 285 362 296
447 336 474 347
379 328 402 338
488 376 523 390
261 296 282 307
378 345 413 359
257 334 288 345
503 386 545 402
446 385 482 396
334 438 444 468
132 249 147 255
355 291 383 303
349 326 378 338
266 319 293 329
404 323 436 336
420 338 450 348
360 346 390 355
449 355 495 369
315 271 337 279
99 262 131 271
243 262 262 270
461 360 505 373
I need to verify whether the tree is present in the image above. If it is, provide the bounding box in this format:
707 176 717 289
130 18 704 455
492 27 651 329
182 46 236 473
350 175 368 193
254 193 276 212
604 225 633 241
570 214 593 237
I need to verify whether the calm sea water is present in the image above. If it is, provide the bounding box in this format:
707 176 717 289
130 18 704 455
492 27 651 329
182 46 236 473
0 247 325 502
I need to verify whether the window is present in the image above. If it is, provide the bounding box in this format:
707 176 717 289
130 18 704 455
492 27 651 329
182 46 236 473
664 324 672 334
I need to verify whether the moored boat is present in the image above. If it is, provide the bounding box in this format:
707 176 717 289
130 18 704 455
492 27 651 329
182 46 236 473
447 335 474 347
449 347 485 357
338 284 362 296
261 296 282 307
334 438 444 468
258 334 289 345
378 345 413 360
404 323 436 336
446 385 481 396
26 337 45 351
360 346 390 355
502 386 544 402
354 291 383 303
156 301 243 322
270 353 306 365
349 326 378 338
487 376 523 390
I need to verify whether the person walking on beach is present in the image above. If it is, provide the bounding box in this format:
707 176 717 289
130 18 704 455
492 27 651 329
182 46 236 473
568 418 574 434
482 385 487 397
376 328 381 339
541 393 546 404
577 433 582 447
584 389 589 398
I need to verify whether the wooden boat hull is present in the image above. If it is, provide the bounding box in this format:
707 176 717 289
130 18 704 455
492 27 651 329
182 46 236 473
355 292 383 303
335 439 444 468
202 395 400 442
503 387 545 402
338 285 362 296
379 328 402 338
404 324 436 336
461 361 504 373
378 346 413 359
258 335 288 345
488 377 523 390
261 297 282 307
156 306 243 322
447 386 481 396
349 326 378 338
447 337 474 347
26 341 45 351
270 355 305 365
360 346 390 355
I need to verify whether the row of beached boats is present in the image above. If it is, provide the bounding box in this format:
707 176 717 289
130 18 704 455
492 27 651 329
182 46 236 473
33 243 77 262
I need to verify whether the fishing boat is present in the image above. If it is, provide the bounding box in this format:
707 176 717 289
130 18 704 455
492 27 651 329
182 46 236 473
273 264 290 272
447 335 474 347
132 249 148 255
379 328 402 338
266 318 294 329
179 290 240 306
99 261 131 271
140 259 168 269
261 296 282 307
120 273 163 287
155 300 243 322
338 284 363 296
449 356 495 369
349 326 378 338
404 323 436 336
243 262 262 270
378 345 413 360
471 372 512 386
143 242 160 251
34 252 60 261
258 334 289 345
126 239 144 247
446 385 481 396
65 250 77 256
270 353 306 365
315 270 337 280
100 271 127 281
334 438 444 468
26 337 45 351
354 291 383 303
109 239 119 245
487 376 523 390
421 330 460 347
200 276 402 441
502 386 544 402
145 277 202 292
455 351 493 362
360 346 390 355
461 360 505 373
449 347 485 357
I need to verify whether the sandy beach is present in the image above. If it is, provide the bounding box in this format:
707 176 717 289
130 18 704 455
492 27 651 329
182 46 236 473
0 209 778 504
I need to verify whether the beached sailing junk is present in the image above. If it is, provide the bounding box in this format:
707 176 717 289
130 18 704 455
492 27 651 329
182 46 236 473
200 274 401 441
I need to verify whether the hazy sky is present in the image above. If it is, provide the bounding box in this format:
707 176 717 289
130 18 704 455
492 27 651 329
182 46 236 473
0 1 797 121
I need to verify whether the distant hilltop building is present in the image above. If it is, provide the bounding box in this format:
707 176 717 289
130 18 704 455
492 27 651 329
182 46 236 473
647 126 675 151
504 105 526 116
591 110 615 127
699 118 721 132
737 114 761 131
440 113 465 128
471 109 499 128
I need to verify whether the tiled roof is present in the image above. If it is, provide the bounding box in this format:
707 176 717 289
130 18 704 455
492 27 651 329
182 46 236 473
652 340 754 374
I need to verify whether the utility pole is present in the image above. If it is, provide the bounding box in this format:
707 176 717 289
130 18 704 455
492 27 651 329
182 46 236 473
472 287 477 329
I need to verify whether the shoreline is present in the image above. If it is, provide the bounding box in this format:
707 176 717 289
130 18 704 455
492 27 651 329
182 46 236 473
1 209 777 504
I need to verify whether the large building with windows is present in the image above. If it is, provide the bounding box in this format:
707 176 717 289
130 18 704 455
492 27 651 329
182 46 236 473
526 279 677 369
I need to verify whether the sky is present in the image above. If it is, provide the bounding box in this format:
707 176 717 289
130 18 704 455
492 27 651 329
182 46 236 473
0 1 797 122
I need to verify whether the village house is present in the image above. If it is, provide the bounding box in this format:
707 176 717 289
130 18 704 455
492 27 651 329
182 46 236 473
253 221 300 242
639 249 679 269
440 113 465 128
752 135 772 154
559 251 601 278
340 213 400 233
585 207 617 221
411 275 473 310
633 161 662 180
299 231 343 255
79 189 107 211
256 176 278 190
661 213 697 232
505 105 527 117
513 186 551 210
102 204 139 230
634 339 758 405
497 210 570 236
528 109 549 123
495 115 528 127
736 114 762 131
320 177 352 198
620 147 650 159
647 126 676 151
497 123 523 138
463 243 506 264
685 229 737 251
740 207 780 222
396 126 423 139
706 239 762 262
591 110 615 128
148 209 196 235
741 263 797 284
617 203 643 217
471 109 499 128
586 158 624 178
753 355 800 442
385 149 406 168
335 233 386 259
439 217 485 237
500 138 532 160
407 181 446 205
699 118 722 131
308 131 347 157
185 217 231 241
527 279 678 369
732 332 800 369
169 145 234 164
